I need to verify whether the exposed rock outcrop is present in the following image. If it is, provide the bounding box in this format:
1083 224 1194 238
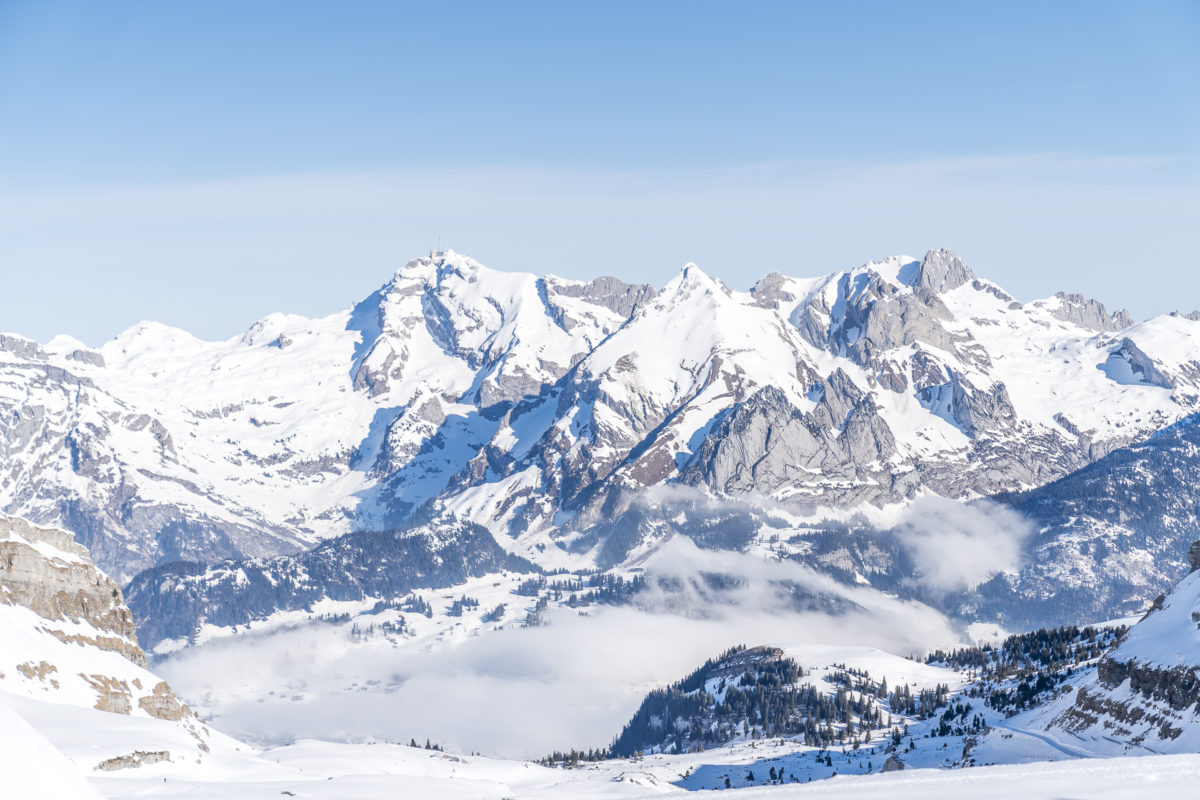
1 515 195 726
679 384 895 497
1103 338 1174 389
546 275 658 323
1049 292 1133 332
0 515 145 667
137 681 190 721
95 750 171 771
915 248 975 295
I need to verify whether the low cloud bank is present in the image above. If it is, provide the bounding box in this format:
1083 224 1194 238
156 538 959 759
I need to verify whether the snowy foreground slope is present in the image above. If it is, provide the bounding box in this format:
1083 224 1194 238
86 747 1200 800
0 698 106 800
4 248 1200 581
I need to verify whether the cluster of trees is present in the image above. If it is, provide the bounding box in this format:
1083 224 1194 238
827 664 887 699
514 577 546 596
931 700 985 738
369 597 403 614
926 625 1124 680
406 738 443 751
447 595 480 617
537 573 648 608
536 748 607 767
401 594 433 617
350 617 406 641
888 682 951 719
587 573 648 604
604 646 902 758
985 671 1066 715
523 596 549 627
517 572 649 627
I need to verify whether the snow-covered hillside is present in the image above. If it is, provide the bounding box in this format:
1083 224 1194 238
4 249 1200 581
1016 547 1200 755
0 696 106 800
83 735 1200 800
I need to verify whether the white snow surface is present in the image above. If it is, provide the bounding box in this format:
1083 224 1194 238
0 695 107 799
88 746 1200 800
1109 568 1200 671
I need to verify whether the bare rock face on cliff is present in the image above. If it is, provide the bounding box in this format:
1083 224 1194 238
1018 541 1200 755
0 514 224 773
0 514 146 668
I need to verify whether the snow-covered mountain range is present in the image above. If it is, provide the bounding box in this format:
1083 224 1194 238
4 248 1200 587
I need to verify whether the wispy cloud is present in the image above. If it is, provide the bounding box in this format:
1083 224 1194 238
896 497 1034 593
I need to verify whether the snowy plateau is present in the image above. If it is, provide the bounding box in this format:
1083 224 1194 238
4 248 1200 798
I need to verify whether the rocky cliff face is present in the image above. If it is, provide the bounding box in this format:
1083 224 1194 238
679 382 896 499
3 249 1199 582
0 515 192 725
1042 292 1133 332
0 515 145 667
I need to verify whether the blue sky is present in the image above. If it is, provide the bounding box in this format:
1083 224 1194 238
1 0 1197 344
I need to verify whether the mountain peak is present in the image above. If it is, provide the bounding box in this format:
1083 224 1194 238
396 246 475 269
913 248 974 294
387 250 491 295
847 255 922 288
670 262 725 293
